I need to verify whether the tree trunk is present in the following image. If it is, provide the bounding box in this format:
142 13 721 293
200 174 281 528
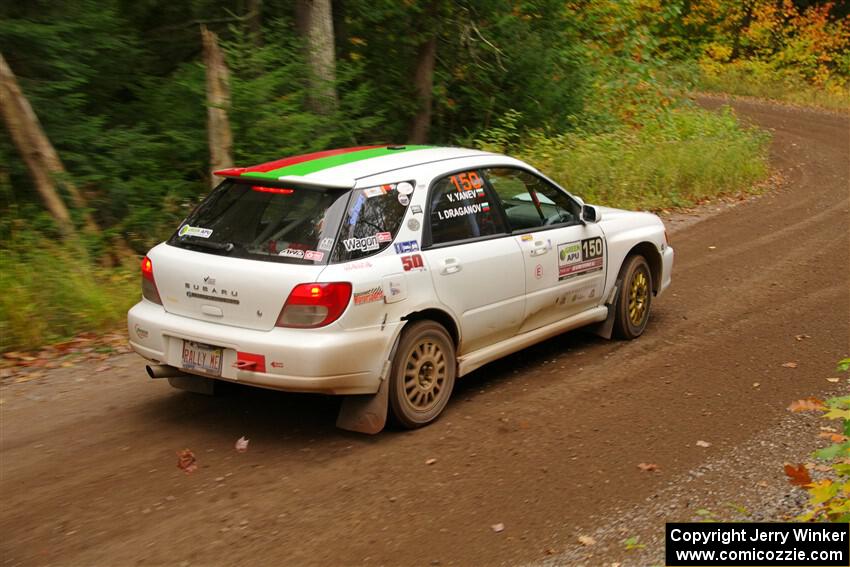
201 25 234 189
407 35 437 144
295 0 339 115
0 52 79 237
247 0 262 46
407 1 439 144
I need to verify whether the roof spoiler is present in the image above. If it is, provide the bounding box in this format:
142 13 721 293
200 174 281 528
212 169 355 191
213 167 247 177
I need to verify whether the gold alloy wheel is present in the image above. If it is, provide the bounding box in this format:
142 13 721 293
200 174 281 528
628 269 650 326
403 339 447 412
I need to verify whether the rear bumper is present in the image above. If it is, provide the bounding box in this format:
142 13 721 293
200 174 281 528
128 300 402 395
658 245 674 296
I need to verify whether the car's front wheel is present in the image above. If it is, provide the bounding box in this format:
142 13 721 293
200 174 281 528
389 320 456 428
613 254 653 340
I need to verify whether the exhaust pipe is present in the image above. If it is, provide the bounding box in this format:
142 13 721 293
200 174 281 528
146 364 185 379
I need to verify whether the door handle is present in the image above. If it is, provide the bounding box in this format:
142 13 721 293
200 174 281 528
530 241 548 256
441 258 461 275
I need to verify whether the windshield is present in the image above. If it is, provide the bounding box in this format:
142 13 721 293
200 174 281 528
168 180 349 264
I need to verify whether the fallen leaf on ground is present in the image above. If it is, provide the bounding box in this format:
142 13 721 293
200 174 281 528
578 535 596 546
784 463 812 487
781 361 798 368
235 436 250 453
491 523 504 533
826 377 840 383
708 246 716 250
788 397 825 412
176 449 198 474
95 364 111 373
725 502 750 515
425 458 437 466
623 536 645 550
818 432 848 443
752 382 761 388
637 463 660 472
696 440 711 448
794 334 810 341
14 372 44 383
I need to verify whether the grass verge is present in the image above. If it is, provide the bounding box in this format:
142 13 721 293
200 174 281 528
696 60 850 114
0 228 138 352
477 104 771 211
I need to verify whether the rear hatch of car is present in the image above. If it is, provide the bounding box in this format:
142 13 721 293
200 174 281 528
152 179 351 331
149 244 328 331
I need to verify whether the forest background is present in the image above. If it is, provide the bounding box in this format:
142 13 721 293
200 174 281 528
0 0 847 350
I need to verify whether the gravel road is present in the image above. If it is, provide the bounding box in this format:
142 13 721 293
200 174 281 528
1 98 848 567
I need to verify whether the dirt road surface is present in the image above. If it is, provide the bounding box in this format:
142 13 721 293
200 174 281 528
1 99 848 567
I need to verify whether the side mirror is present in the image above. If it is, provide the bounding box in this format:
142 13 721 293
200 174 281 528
581 204 600 223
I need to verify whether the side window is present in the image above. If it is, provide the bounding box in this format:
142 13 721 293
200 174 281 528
428 170 506 245
482 168 581 231
333 182 411 262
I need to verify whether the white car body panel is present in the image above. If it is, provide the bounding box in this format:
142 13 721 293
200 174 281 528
128 147 674 397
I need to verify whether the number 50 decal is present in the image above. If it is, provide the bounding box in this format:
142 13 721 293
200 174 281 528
401 254 425 271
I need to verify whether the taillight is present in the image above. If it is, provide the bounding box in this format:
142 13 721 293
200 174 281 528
276 282 352 328
141 256 162 305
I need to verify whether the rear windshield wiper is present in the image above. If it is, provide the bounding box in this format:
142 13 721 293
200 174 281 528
179 237 234 252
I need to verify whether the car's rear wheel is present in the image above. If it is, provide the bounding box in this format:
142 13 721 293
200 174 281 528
613 254 653 340
389 320 456 428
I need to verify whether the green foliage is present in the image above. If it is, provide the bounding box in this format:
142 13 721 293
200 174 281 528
0 222 138 351
796 365 850 523
344 0 591 140
475 105 770 211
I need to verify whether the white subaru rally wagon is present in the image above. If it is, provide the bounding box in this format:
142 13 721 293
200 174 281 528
128 145 674 432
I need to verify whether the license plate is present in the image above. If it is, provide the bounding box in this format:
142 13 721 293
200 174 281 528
181 341 223 376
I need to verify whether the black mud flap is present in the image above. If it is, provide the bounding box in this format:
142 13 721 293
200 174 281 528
335 375 389 434
592 281 620 340
336 331 402 434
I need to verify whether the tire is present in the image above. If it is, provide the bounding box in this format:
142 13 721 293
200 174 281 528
613 255 653 340
388 320 456 429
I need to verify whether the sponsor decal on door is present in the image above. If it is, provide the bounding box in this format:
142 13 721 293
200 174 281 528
558 237 604 280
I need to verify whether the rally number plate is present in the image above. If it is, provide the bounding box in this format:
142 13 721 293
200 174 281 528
181 341 223 377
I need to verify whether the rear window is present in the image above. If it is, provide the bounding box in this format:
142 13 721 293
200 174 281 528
169 180 347 264
168 179 410 265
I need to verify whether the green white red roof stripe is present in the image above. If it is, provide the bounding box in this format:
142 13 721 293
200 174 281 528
214 145 433 181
